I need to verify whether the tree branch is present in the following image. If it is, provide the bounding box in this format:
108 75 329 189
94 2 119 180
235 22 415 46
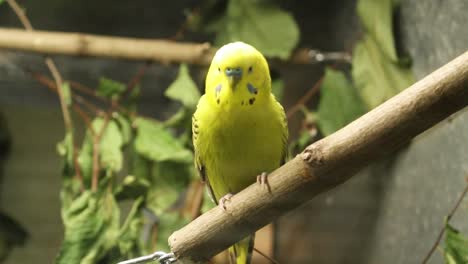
168 52 468 263
0 27 350 65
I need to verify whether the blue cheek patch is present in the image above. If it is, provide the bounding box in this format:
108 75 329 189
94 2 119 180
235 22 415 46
247 83 258 94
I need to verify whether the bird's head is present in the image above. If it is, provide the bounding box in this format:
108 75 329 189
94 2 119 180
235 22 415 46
205 42 271 107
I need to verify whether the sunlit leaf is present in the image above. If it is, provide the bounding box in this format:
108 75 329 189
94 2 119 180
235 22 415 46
352 35 414 109
97 78 126 99
317 68 366 135
357 0 397 61
57 132 74 177
165 64 201 109
444 223 468 264
56 190 119 264
94 119 124 174
163 108 188 128
213 0 299 59
134 118 193 163
115 113 132 145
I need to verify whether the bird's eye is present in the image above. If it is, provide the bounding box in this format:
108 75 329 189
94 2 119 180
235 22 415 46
218 67 221 72
248 66 253 73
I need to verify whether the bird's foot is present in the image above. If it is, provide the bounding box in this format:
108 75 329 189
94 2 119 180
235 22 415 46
218 193 233 211
256 172 271 192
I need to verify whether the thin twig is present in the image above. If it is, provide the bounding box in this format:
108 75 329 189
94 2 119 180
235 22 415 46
286 76 324 119
72 103 96 136
421 177 468 264
7 0 82 185
124 61 152 99
68 80 99 98
6 0 33 30
253 248 281 264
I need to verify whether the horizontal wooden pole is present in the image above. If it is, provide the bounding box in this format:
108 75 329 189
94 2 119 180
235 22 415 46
0 27 350 65
168 52 468 263
0 27 213 64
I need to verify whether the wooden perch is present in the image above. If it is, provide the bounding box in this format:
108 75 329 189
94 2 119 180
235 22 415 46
0 27 349 64
169 52 468 263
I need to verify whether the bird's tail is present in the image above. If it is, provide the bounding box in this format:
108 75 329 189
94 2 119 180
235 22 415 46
228 235 254 264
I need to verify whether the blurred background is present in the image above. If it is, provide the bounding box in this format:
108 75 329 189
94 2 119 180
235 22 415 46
0 0 467 263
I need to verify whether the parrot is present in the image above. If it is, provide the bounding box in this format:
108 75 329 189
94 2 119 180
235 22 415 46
192 42 288 264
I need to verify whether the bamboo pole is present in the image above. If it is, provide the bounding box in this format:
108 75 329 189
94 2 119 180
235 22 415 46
168 52 468 263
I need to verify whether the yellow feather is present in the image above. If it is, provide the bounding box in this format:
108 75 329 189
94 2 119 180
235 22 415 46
193 42 288 264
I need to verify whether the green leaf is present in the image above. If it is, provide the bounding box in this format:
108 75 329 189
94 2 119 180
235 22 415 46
95 119 124 174
134 118 193 163
115 113 132 145
56 190 120 264
77 118 124 185
77 133 93 186
214 0 299 59
117 198 145 258
122 84 141 113
163 108 188 128
57 132 74 177
444 223 468 264
164 64 201 109
114 175 150 201
147 161 193 214
97 78 126 99
271 78 284 101
352 35 414 109
61 82 72 106
357 0 397 61
317 68 366 135
0 0 5 6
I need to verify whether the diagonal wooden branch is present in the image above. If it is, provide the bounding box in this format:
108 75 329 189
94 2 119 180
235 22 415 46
168 52 468 263
0 28 350 64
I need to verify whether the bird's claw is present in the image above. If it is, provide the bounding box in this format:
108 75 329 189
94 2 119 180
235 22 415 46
218 193 233 211
256 172 271 192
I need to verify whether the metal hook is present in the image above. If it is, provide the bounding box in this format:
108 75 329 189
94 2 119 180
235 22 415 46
117 251 176 264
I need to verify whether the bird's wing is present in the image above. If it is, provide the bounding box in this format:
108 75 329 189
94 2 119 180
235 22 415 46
192 112 218 204
278 101 289 166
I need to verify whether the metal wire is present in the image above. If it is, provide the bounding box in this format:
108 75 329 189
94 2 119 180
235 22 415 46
117 251 176 264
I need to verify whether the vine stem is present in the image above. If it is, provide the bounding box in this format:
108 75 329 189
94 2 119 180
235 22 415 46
286 76 324 120
7 0 82 187
421 177 468 264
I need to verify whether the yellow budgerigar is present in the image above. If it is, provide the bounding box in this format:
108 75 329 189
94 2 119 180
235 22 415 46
192 42 288 264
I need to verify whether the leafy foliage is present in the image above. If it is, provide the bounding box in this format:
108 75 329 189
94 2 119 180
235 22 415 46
164 64 201 109
357 0 397 61
197 0 299 59
444 223 468 264
352 0 414 109
97 77 126 99
317 68 365 135
352 35 414 109
56 191 119 264
134 118 193 163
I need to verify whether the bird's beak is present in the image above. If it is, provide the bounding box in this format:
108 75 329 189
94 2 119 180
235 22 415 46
225 67 242 89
